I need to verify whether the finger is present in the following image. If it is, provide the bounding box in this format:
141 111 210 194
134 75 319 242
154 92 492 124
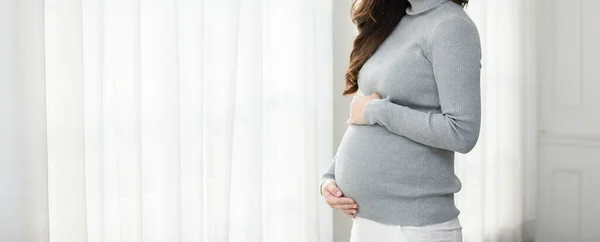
329 185 343 197
338 197 356 204
372 93 381 99
323 182 338 195
340 209 358 217
322 188 333 197
325 196 343 205
326 196 355 206
325 196 345 206
347 114 356 124
332 203 359 210
321 179 336 195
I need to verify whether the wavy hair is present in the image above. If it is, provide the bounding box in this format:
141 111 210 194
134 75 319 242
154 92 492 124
343 0 469 96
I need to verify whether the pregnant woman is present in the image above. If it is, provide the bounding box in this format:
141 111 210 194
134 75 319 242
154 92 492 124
320 0 481 241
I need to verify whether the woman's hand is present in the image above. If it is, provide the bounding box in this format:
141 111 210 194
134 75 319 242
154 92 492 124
347 93 381 125
321 179 358 218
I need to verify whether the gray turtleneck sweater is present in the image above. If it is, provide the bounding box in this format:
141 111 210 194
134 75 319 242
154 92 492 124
321 0 481 226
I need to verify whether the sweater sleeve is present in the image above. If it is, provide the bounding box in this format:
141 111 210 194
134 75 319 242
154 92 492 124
321 153 336 181
319 154 337 195
363 17 482 154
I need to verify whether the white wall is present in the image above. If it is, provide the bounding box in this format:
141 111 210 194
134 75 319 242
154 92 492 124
331 0 355 241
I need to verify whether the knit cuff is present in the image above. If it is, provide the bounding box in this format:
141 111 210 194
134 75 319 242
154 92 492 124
364 98 388 125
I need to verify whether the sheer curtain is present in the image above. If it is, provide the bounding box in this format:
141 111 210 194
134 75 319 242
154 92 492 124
455 0 536 242
1 0 334 242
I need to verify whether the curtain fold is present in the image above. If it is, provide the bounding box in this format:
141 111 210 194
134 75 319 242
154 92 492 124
2 0 334 241
0 0 49 241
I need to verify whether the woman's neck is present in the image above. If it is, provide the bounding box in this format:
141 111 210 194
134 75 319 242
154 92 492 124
406 0 449 15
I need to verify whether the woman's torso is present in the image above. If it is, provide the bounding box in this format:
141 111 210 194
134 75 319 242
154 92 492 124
333 0 475 226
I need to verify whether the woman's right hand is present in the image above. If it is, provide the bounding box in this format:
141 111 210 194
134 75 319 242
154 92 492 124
321 179 358 218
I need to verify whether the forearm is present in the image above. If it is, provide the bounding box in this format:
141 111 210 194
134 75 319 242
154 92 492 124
364 98 480 153
320 154 337 195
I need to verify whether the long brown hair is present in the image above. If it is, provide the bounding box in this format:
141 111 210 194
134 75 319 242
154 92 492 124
343 0 469 96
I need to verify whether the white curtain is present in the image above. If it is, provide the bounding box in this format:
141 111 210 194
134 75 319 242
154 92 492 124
1 0 334 242
455 1 536 242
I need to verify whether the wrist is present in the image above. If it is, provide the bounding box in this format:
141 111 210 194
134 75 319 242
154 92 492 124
364 98 384 125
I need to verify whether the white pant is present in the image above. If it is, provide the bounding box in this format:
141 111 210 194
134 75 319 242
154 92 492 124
349 217 462 242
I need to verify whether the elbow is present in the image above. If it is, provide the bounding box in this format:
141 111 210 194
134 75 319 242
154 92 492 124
455 138 477 154
453 126 480 154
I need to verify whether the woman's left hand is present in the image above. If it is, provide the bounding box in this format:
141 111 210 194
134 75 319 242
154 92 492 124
347 93 381 125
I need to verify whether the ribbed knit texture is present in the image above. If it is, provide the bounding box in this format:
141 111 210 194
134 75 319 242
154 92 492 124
322 0 481 226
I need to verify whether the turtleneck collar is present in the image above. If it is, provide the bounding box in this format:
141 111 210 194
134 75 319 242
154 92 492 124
406 0 450 15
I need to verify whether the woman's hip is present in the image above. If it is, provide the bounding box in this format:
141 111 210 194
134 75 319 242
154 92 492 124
350 216 462 242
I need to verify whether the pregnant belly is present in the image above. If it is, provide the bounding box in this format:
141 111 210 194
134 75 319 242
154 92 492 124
334 124 428 203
